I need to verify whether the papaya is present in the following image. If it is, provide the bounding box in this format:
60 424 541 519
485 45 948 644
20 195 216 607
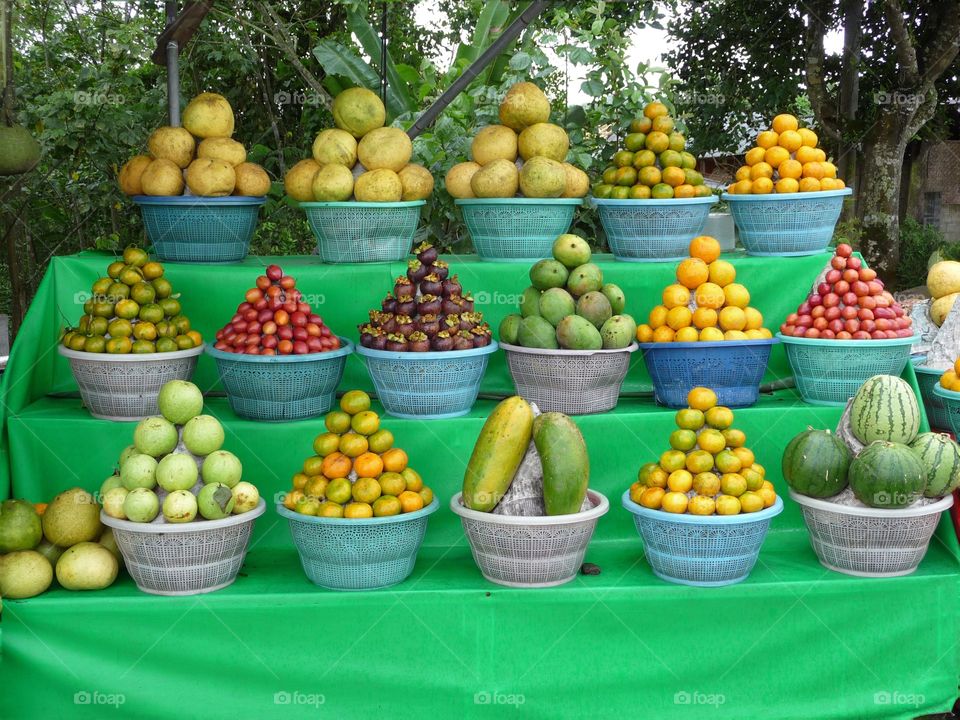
534 412 589 515
462 397 534 511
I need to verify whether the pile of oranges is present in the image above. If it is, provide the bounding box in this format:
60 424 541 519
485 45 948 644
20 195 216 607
636 236 773 343
282 390 434 519
727 113 844 194
939 358 960 392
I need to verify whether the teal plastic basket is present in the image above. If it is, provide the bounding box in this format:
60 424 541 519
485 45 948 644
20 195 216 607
133 195 265 263
932 385 960 437
206 339 352 421
778 333 917 406
913 357 951 432
622 490 784 587
723 188 852 256
300 200 424 263
356 342 498 419
277 499 439 591
591 195 717 262
455 198 582 262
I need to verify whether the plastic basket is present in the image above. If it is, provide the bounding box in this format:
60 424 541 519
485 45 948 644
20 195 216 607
455 198 582 262
277 498 438 590
931 384 960 437
622 490 783 586
723 188 852 256
500 342 638 415
778 334 917 406
591 196 717 262
206 339 352 422
638 338 778 409
355 342 498 419
300 201 424 263
58 344 203 421
100 499 265 595
450 490 609 588
133 196 265 263
914 358 951 432
790 490 952 577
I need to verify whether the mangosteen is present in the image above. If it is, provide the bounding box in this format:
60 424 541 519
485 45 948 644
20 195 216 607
395 314 416 336
471 325 492 348
368 309 384 325
415 242 438 266
408 331 431 352
386 333 408 352
380 313 397 333
418 293 442 317
396 294 416 316
419 314 441 337
381 294 398 313
442 275 462 298
420 273 442 296
407 259 427 284
370 331 388 350
441 297 461 316
454 330 475 351
431 331 455 351
431 260 449 281
460 293 475 313
443 314 461 334
359 328 375 348
394 276 414 299
459 312 479 331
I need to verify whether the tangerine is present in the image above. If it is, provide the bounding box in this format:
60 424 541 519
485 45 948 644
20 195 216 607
772 114 799 133
663 284 691 309
381 447 409 472
689 235 721 263
354 451 385 478
688 386 718 411
695 282 725 309
399 490 425 513
321 452 352 479
708 260 736 287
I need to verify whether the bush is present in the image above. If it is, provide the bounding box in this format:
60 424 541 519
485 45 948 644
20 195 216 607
897 217 945 290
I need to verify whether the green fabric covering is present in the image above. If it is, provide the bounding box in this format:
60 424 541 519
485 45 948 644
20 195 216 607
0 252 958 719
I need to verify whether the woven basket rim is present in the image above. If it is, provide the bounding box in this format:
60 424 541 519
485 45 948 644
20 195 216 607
356 340 498 361
777 332 917 348
276 497 439 526
788 489 952 519
722 187 853 203
622 490 783 525
450 490 609 526
931 383 960 400
455 197 583 207
638 338 779 350
132 195 266 206
298 200 426 209
58 343 205 362
100 498 265 533
205 337 353 363
500 341 637 357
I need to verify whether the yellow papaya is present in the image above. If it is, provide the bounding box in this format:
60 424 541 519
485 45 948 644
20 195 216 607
535 412 590 515
462 396 533 511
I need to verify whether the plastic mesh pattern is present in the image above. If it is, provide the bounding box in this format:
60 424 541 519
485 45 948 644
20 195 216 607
932 385 960 436
455 199 581 261
593 197 716 262
916 364 951 431
300 201 424 263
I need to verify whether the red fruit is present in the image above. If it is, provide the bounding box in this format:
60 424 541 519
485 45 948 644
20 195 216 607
245 334 260 346
828 319 844 333
238 301 252 312
293 340 309 354
836 331 852 340
896 328 913 338
268 297 283 311
860 295 877 310
858 308 874 321
266 285 282 299
262 335 278 349
900 316 914 329
809 294 823 307
822 293 840 308
844 318 860 333
853 330 871 340
874 295 891 309
836 243 853 258
280 276 296 290
245 346 261 355
859 267 877 282
818 282 831 296
825 306 841 321
232 333 247 346
831 256 847 270
842 269 859 283
282 300 297 314
851 281 869 297
214 341 230 351
834 280 850 296
262 320 277 335
825 269 842 284
256 275 271 291
842 292 858 307
786 312 799 325
874 307 893 320
254 298 268 311
262 348 276 356
291 311 308 327
278 339 293 354
798 302 811 315
215 329 224 340
266 265 283 281
861 319 876 333
871 330 887 340
821 329 836 340
866 281 883 295
309 313 323 324
293 326 308 342
274 310 290 326
247 322 261 335
813 317 828 330
811 305 826 319
804 327 821 338
796 314 813 327
296 302 310 314
306 323 321 337
232 320 248 333
278 326 293 340
246 288 263 303
792 326 807 337
307 337 323 353
223 326 236 338
780 323 792 334
847 257 862 270
258 309 273 323
244 309 258 322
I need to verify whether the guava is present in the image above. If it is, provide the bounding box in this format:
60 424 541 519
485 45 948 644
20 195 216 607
100 474 123 499
181 415 224 456
162 490 198 523
56 542 118 591
123 488 160 523
0 550 52 599
133 416 178 457
156 452 199 492
102 487 129 519
231 481 260 514
118 444 140 469
120 453 158 491
42 488 102 547
201 450 242 488
0 498 42 552
198 483 235 520
157 380 204 425
98 528 122 563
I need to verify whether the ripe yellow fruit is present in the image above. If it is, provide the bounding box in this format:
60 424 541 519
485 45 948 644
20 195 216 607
802 161 825 179
752 177 774 194
727 183 738 194
639 165 662 186
735 166 752 181
720 472 748 497
719 306 747 331
708 260 736 287
688 495 716 516
819 178 837 191
775 177 800 193
705 405 734 429
778 130 802 152
667 469 694 493
662 166 686 188
821 161 838 178
677 257 710 289
716 494 742 515
757 485 777 508
795 145 818 164
778 158 802 179
743 307 764 330
661 491 689 514
723 428 746 448
724 330 749 341
749 162 773 180
756 130 779 149
744 329 765 340
643 101 669 119
666 306 693 331
636 323 654 342
715 449 743 473
954 357 960 376
653 325 676 342
763 146 790 169
732 446 756 468
740 491 764 513
663 284 691 309
688 386 718 411
942 370 959 389
686 449 715 474
692 306 718 329
649 305 669 328
639 486 665 509
660 449 687 472
734 179 753 195
812 148 826 162
723 283 750 308
834 179 846 189
675 326 699 342
700 327 725 342
674 184 696 199
772 113 799 134
695 282 726 309
798 177 821 192
692 471 721 496
797 128 818 147
745 147 766 166
689 235 722 263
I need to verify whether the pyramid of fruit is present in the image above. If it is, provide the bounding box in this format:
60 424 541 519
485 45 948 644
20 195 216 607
359 243 492 351
62 247 201 354
282 390 434 519
100 380 261 524
780 243 913 340
498 234 635 350
444 81 589 200
213 264 341 355
636 236 773 343
941 358 960 392
118 92 270 198
284 87 434 204
629 387 778 515
592 100 711 201
727 113 844 195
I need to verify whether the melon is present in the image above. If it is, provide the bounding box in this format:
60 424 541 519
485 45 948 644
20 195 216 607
850 375 920 445
926 260 960 299
909 432 960 498
781 428 851 498
849 441 926 508
930 292 959 327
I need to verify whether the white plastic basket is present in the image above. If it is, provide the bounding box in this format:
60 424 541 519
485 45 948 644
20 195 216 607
450 490 609 587
789 490 953 577
100 499 265 595
59 344 203 421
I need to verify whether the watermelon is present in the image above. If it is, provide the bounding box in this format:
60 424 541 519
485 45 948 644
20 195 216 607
850 375 921 445
848 441 927 508
782 428 851 498
909 432 960 498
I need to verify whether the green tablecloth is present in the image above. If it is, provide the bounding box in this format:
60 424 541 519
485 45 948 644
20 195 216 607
1 252 958 719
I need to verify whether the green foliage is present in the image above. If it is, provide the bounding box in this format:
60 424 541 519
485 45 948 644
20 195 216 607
896 218 946 290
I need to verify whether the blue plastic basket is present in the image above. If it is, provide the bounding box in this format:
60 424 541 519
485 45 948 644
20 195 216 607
638 339 778 408
591 195 717 262
133 195 265 263
723 188 852 256
455 198 582 262
932 385 960 437
356 342 498 418
778 333 917 406
277 499 439 591
913 357 951 432
206 339 352 421
300 200 424 263
622 490 784 586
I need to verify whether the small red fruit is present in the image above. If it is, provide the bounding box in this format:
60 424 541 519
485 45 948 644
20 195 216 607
275 310 290 326
836 331 852 340
842 269 859 283
262 321 277 335
836 243 853 258
831 256 847 270
278 326 294 340
278 339 293 354
245 288 263 303
266 265 283 281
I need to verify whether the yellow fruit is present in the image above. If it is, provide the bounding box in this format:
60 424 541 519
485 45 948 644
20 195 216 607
727 183 738 194
652 326 676 343
676 408 705 430
756 130 779 149
763 146 790 169
762 480 774 491
705 405 734 429
775 178 799 193
697 428 726 454
734 179 753 195
795 145 818 164
735 166 752 181
715 449 743 474
798 177 821 192
649 305 669 328
743 307 763 330
629 481 646 505
719 306 747 331
344 502 374 519
663 284 691 309
643 101 669 119
716 494 742 515
688 495 717 516
753 463 767 477
739 491 765 513
666 306 693 331
778 158 802 179
745 147 766 166
797 128 818 147
667 469 694 493
821 161 838 179
954 357 960 376
692 307 718 329
941 370 958 389
674 184 696 199
723 428 746 448
636 324 654 342
819 178 837 191
688 386 718 411
686 449 715 474
629 184 652 199
802 161 825 180
747 163 771 181
677 257 710 289
720 473 747 497
708 260 736 287
778 130 802 152
639 462 668 487
675 326 699 342
752 177 774 194
757 485 777 508
741 467 764 491
772 114 799 134
660 449 687 473
695 282 726 309
645 131 670 154
662 166 686 188
692 471 721 496
639 486 665 510
662 491 689 514
723 284 750 309
733 447 756 468
689 235 721 263
812 148 826 162
724 330 748 341
700 327 725 342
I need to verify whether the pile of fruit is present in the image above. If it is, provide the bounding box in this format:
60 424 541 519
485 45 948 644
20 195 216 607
284 88 433 204
444 81 589 200
726 113 843 195
940 358 960 392
636 236 773 342
498 234 635 350
118 92 270 198
282 391 433 518
629 387 778 515
779 244 913 340
0 489 120 598
785 375 959 507
100 380 260 523
213 264 341 355
926 259 960 326
62 248 201 354
359 243 492 351
593 101 711 200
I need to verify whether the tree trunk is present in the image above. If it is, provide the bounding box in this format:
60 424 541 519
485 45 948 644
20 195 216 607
858 112 908 277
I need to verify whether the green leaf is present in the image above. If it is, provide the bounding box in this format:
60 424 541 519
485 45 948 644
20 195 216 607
345 8 416 116
509 52 532 70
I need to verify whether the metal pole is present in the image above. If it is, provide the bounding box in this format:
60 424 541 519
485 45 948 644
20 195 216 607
165 1 180 126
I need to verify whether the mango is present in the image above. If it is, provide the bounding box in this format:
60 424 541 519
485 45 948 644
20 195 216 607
552 233 591 269
520 286 542 318
601 283 626 314
539 288 576 327
462 397 534 511
556 314 602 350
576 291 612 329
529 259 569 290
517 316 559 349
567 263 603 297
499 314 523 345
534 413 590 515
600 314 637 349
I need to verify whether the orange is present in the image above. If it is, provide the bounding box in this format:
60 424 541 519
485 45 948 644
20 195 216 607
372 495 402 517
716 494 741 515
802 161 824 180
673 184 696 199
763 146 790 169
688 386 718 411
325 478 352 504
368 428 394 453
652 325 675 343
303 455 324 476
344 502 374 519
352 476 382 503
955 358 960 376
321 452 352 479
675 409 705 431
283 489 304 510
727 183 738 194
749 161 773 180
744 147 766 166
795 145 818 164
752 177 774 194
778 158 802 179
775 178 799 193
340 389 371 415
398 490 425 513
772 114 799 134
812 148 826 162
645 131 670 154
662 284 691 309
351 410 380 435
661 491 689 514
719 306 746 331
629 184 652 199
735 166 752 182
798 177 821 192
739 491 764 513
697 428 726 454
643 101 669 119
700 327 724 342
660 449 687 473
381 447 409 472
777 130 802 152
732 447 755 468
677 258 710 289
291 472 309 490
689 235 721 263
723 283 750 308
695 282 725 309
733 179 753 195
652 115 675 134
378 472 406 496
819 178 837 191
741 467 763 491
304 475 328 499
641 464 669 488
636 323 654 342
708 260 736 287
723 428 746 448
651 183 674 199
756 130 779 149
692 471 721 496
834 178 846 189
325 410 352 434
743 307 763 330
649 304 669 328
675 326 699 342
724 330 748 340
757 485 777 508
797 128 818 147
630 481 646 505
639 486 665 510
720 472 748 497
419 487 434 507
354 451 385 478
313 432 340 457
401 467 424 492
715 449 742 474
638 165 662 186
667 469 694 493
661 166 686 187
338 433 369 458
705 405 734 429
187 330 203 347
686 450 715 474
688 495 716 516
692 306 718 329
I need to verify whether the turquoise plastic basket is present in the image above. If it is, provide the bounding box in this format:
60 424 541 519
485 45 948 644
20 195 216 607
356 342 498 418
206 339 352 421
778 333 917 406
622 490 784 587
300 200 424 263
591 195 717 262
932 385 960 437
913 357 951 432
277 499 439 591
455 198 582 262
638 338 778 408
133 195 265 263
723 188 852 256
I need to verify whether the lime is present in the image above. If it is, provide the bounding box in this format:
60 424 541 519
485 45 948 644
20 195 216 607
659 449 686 473
324 410 352 434
325 478 352 504
675 408 705 430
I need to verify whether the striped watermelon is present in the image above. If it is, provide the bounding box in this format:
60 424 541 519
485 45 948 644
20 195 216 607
850 375 920 445
782 428 851 498
910 432 960 498
849 441 926 508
